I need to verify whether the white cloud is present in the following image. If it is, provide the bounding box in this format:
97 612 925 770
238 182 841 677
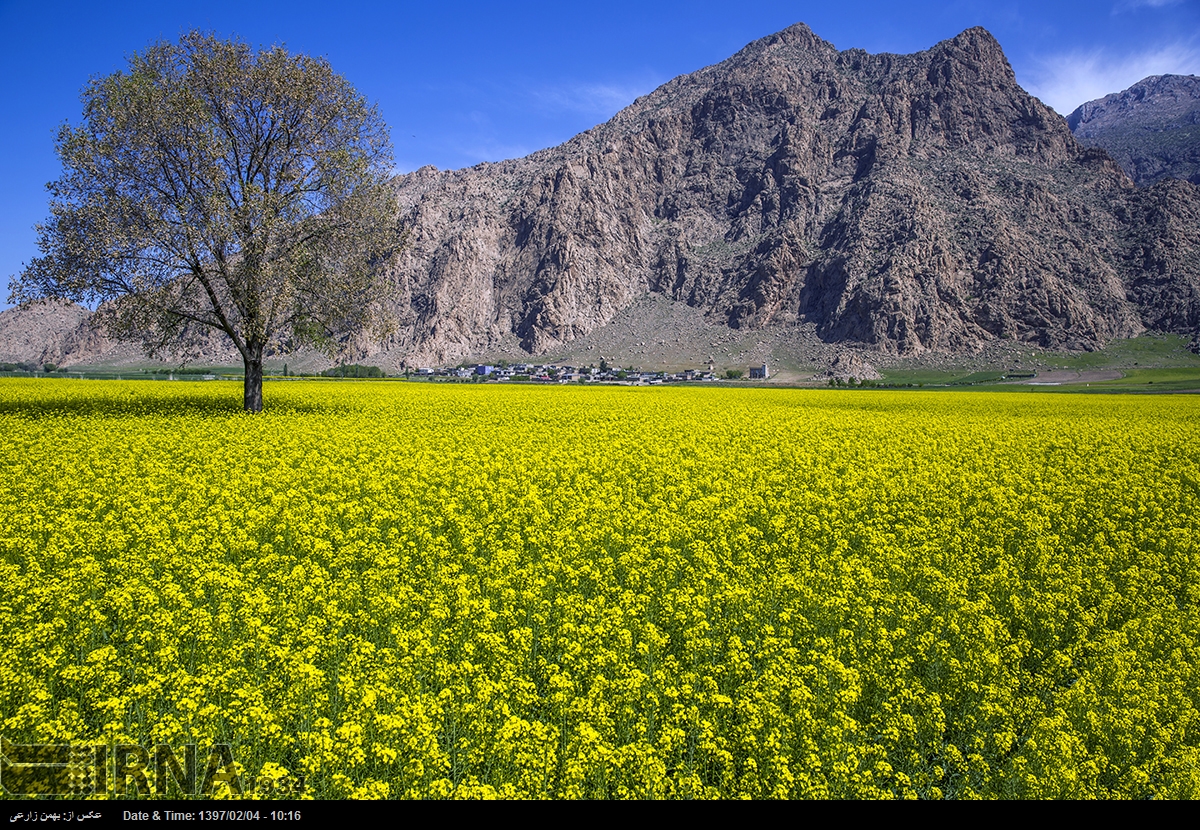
1022 40 1200 114
456 141 541 165
529 78 661 117
1114 0 1185 12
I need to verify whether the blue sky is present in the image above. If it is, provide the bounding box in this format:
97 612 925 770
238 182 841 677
3 0 1199 309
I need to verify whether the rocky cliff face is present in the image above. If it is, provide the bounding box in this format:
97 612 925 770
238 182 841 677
0 300 110 365
379 24 1200 363
1068 74 1200 187
0 298 249 368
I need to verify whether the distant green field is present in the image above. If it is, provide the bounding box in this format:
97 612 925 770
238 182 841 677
878 369 1033 387
875 334 1200 392
1079 367 1200 392
877 369 961 385
1046 334 1200 370
1097 367 1200 384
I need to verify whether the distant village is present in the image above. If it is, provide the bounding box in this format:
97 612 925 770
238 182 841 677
408 361 770 384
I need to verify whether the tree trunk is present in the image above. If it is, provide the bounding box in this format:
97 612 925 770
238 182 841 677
243 352 264 413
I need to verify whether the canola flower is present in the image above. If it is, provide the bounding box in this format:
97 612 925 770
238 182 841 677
0 378 1197 799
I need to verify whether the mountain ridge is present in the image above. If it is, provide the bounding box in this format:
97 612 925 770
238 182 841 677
5 23 1200 369
378 22 1197 363
1068 73 1200 187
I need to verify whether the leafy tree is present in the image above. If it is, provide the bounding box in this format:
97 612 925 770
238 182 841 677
8 31 399 412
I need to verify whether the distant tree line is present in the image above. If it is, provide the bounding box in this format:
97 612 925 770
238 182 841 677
0 362 64 374
320 364 385 378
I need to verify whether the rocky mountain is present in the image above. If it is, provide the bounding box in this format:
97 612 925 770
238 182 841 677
0 299 113 366
1068 74 1200 187
380 24 1200 363
0 298 240 369
6 24 1200 369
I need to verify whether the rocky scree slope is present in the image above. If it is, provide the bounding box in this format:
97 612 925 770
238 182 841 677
379 23 1200 363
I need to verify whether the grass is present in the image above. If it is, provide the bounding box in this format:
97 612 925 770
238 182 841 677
878 369 1032 387
1045 333 1200 370
877 369 962 385
949 370 1013 385
1078 367 1200 392
874 334 1200 392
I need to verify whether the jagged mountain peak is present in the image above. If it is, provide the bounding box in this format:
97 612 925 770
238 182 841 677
943 25 1005 54
738 20 828 51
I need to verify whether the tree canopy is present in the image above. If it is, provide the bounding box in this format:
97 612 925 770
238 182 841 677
9 31 400 411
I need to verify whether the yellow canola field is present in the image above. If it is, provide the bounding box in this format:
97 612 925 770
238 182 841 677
1 379 1198 799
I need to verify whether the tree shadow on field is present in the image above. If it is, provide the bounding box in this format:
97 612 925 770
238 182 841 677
0 389 351 419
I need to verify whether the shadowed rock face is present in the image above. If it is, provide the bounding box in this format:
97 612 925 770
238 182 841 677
1068 74 1200 187
381 23 1200 363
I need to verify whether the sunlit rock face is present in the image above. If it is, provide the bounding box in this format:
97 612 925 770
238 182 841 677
1069 74 1200 188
